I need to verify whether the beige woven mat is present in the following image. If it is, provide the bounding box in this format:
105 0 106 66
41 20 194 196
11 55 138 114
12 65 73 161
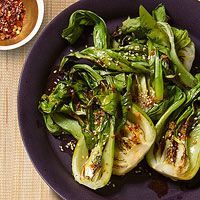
0 0 77 199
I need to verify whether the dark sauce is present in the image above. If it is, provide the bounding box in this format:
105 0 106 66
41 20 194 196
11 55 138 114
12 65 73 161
133 161 169 198
45 65 67 95
148 179 169 198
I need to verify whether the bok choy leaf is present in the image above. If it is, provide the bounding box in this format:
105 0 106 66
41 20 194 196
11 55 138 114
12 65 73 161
139 5 196 88
62 10 109 49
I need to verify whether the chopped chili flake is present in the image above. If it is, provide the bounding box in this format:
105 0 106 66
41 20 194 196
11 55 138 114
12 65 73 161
0 0 26 41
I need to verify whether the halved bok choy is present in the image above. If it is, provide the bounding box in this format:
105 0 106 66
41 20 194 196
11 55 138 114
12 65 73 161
147 79 200 180
113 104 156 175
72 117 115 190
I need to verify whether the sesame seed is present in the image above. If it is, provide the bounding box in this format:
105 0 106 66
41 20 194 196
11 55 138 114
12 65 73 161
142 55 146 59
59 145 64 152
178 132 181 137
134 46 140 51
107 181 111 186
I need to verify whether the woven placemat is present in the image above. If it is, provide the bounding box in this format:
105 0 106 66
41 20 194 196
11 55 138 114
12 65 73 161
0 0 77 199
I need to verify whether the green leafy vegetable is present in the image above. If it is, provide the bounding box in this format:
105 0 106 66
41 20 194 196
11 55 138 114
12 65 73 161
147 86 184 121
52 113 82 140
152 4 168 22
43 114 62 135
62 10 109 49
72 117 115 190
172 27 195 71
69 47 151 73
39 82 69 114
121 17 141 33
139 5 196 88
157 21 196 87
147 84 200 180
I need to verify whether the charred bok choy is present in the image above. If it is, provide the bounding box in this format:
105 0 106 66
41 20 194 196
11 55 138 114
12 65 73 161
147 76 200 180
39 4 200 190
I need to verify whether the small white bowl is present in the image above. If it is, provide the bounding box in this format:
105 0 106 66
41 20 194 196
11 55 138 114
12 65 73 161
0 0 44 51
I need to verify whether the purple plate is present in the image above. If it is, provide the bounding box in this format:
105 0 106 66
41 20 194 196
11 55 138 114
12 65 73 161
18 0 200 199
